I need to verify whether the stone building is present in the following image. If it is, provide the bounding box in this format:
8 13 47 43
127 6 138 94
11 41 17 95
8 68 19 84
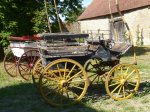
78 0 150 45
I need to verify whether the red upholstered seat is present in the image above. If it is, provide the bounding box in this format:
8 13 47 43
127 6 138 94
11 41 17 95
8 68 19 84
9 35 42 41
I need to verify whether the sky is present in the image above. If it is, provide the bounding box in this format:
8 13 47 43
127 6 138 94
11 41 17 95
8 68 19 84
82 0 93 7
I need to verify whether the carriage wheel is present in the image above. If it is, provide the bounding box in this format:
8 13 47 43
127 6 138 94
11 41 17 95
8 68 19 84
32 59 44 88
84 58 111 84
3 50 19 77
18 49 39 81
39 58 89 107
105 64 140 100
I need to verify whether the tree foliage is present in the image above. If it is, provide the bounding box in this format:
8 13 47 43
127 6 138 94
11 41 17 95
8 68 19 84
0 0 84 47
32 0 84 33
0 0 40 47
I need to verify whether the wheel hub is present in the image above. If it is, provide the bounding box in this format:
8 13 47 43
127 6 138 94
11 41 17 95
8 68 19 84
120 79 126 85
60 80 68 87
30 63 34 67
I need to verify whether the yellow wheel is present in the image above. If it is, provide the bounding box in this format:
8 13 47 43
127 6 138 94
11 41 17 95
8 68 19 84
39 58 89 107
84 58 112 84
105 64 140 100
32 59 44 88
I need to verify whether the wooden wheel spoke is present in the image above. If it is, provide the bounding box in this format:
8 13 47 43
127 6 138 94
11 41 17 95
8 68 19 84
19 63 28 67
66 65 76 79
127 77 138 82
123 86 126 98
45 77 59 82
67 70 82 81
19 65 28 72
21 68 30 75
128 82 136 87
46 70 59 78
22 72 31 76
111 84 121 94
88 74 97 78
31 56 37 65
110 77 120 82
126 70 136 80
94 66 99 71
57 64 62 78
117 86 122 98
63 62 67 78
6 64 16 70
90 75 98 84
89 62 94 67
125 66 130 74
11 66 17 74
109 82 120 87
69 84 84 90
69 79 85 83
45 87 58 96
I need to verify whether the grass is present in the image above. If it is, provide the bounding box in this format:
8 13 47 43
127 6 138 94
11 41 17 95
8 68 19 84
0 46 150 112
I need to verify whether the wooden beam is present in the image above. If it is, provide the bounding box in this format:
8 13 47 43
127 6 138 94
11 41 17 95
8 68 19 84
53 0 62 32
44 0 52 33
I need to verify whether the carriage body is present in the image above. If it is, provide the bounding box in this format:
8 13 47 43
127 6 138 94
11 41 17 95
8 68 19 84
37 33 92 66
37 33 123 66
3 35 41 79
9 36 41 57
33 33 140 107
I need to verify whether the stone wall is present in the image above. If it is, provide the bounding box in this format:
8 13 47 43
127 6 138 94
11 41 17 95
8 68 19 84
80 7 150 45
80 17 110 39
124 7 150 45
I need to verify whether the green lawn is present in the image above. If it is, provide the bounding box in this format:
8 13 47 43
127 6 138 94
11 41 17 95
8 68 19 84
0 46 150 112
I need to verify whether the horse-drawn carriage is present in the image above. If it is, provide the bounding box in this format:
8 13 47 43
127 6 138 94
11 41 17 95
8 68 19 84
3 35 41 80
31 33 140 106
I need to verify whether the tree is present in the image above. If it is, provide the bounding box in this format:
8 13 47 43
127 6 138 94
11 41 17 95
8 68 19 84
32 0 84 33
59 0 84 22
0 0 40 60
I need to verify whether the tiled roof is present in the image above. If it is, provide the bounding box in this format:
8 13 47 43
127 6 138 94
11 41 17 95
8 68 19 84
79 0 150 20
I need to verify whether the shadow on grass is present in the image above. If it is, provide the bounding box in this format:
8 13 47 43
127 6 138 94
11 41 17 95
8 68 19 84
124 46 150 57
0 83 107 112
135 81 150 97
85 81 150 102
83 83 109 103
